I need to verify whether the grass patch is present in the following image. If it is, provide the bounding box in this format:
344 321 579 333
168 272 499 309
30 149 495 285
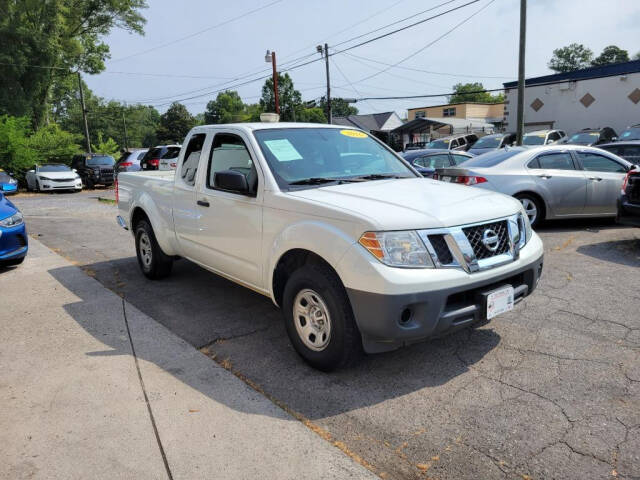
97 197 116 205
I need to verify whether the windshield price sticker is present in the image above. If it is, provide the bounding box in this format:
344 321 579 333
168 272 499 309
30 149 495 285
264 139 303 162
340 129 368 138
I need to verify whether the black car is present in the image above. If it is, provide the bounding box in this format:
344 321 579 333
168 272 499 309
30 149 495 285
71 154 116 188
140 145 181 170
617 165 640 227
618 123 640 141
598 141 640 165
467 132 516 155
401 149 473 177
565 127 617 146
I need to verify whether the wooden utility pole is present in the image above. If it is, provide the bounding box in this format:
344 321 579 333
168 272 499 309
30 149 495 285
270 51 280 115
77 72 91 153
122 111 129 150
516 0 526 145
324 43 332 124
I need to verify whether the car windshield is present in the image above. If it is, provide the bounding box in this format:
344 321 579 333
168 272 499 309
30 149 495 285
569 132 599 143
620 128 640 141
457 148 524 168
39 164 71 172
472 136 501 149
253 128 415 188
522 134 546 145
426 138 451 149
161 147 181 159
86 155 115 166
0 172 12 182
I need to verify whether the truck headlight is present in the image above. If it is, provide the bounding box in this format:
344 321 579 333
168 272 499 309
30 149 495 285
359 231 434 268
0 211 23 227
517 210 532 248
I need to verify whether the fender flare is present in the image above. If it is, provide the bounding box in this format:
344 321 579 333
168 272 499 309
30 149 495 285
129 192 179 256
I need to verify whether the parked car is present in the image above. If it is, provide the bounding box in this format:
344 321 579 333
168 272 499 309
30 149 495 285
467 132 516 155
0 170 18 195
140 145 181 170
115 148 148 177
404 142 427 151
434 145 632 227
424 133 478 151
0 192 27 267
617 165 640 227
25 164 83 193
71 153 115 188
116 123 543 371
401 149 472 177
522 129 566 147
618 123 640 141
598 141 640 164
564 127 617 146
159 146 181 171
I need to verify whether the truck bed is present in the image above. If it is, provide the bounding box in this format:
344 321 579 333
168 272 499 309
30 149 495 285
117 170 176 233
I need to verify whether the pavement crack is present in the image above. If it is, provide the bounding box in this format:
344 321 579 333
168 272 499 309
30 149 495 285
196 325 271 350
122 299 174 480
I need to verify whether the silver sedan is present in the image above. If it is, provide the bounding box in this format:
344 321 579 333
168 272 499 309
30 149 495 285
435 145 633 227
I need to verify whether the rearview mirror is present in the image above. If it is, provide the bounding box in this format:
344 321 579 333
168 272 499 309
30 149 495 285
214 170 249 194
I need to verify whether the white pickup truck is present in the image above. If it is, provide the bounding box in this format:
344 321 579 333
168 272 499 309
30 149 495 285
116 123 544 370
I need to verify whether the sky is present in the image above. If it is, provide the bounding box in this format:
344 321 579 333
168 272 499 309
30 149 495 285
85 0 640 117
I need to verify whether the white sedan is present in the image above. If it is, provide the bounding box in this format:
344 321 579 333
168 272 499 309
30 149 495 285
26 164 83 193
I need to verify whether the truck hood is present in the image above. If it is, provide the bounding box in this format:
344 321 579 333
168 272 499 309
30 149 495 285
287 178 521 230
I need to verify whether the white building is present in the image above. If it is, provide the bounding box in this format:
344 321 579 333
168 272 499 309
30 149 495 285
503 60 640 135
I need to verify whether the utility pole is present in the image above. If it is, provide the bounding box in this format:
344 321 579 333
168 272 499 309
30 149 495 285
77 71 91 153
515 0 526 146
265 50 280 115
122 110 129 150
322 44 332 124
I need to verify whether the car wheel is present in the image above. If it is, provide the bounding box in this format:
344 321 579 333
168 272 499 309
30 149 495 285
134 219 173 279
282 262 362 371
516 193 543 228
86 178 95 189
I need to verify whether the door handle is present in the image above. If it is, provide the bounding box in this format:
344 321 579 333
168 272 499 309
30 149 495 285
588 177 602 181
537 174 552 179
197 199 210 207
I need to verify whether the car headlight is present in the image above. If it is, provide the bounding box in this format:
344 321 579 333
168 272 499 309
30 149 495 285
38 175 51 181
9 178 17 184
359 231 434 268
0 211 23 227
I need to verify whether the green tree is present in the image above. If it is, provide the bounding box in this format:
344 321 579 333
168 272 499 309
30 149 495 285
0 0 147 128
91 132 120 159
296 107 326 123
260 73 302 122
449 82 504 104
591 45 630 66
244 103 264 122
204 90 246 124
634 51 640 61
318 97 358 118
548 43 593 72
156 103 195 144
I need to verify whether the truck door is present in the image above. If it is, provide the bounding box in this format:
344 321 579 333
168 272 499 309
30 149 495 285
192 130 263 289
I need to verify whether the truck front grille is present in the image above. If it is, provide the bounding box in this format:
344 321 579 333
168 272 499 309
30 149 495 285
462 220 510 260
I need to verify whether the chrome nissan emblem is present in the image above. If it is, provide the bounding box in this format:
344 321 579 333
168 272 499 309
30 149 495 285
481 229 500 252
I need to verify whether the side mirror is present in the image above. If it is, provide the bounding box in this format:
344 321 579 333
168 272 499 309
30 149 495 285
611 137 618 142
546 139 554 144
73 168 77 173
214 170 249 194
28 169 35 173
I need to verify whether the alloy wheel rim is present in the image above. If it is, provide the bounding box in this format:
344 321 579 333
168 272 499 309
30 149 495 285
139 232 153 268
520 198 537 224
293 289 332 352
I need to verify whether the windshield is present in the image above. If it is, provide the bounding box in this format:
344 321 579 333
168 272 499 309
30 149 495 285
522 133 546 145
620 128 640 141
39 164 71 172
161 147 181 159
426 138 451 149
471 136 501 149
568 132 599 144
253 128 415 188
0 172 13 182
458 148 524 168
86 155 115 166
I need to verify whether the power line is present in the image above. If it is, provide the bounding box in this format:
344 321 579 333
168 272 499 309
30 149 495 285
329 56 380 112
109 0 285 63
355 87 505 101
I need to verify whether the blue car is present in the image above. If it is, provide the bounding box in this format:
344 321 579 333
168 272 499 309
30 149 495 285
0 192 28 267
0 170 18 195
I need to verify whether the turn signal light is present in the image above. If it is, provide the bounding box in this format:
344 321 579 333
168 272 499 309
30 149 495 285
358 232 384 260
456 175 487 186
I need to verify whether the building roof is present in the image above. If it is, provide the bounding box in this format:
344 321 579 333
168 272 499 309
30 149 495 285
503 59 640 88
331 112 399 132
408 102 504 111
392 117 494 134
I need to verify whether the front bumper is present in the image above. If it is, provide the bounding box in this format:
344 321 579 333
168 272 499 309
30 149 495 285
0 222 28 261
39 179 82 191
340 233 544 353
0 184 18 195
617 196 640 227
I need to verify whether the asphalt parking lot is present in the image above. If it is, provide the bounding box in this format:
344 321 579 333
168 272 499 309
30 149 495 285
12 189 640 480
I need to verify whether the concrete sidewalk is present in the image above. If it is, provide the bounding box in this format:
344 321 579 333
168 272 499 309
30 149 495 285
0 239 378 480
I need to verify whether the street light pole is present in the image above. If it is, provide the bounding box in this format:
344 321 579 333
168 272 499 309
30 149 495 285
516 0 526 146
265 50 280 115
77 71 91 153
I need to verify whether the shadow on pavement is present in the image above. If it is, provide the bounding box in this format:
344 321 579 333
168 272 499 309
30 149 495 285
576 238 640 267
47 259 501 420
535 217 619 233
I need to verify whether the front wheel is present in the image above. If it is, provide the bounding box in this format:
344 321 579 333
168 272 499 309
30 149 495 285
515 193 543 228
135 219 173 279
282 263 362 371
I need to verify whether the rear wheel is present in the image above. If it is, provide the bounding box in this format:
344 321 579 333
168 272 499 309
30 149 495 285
135 219 173 279
515 193 543 228
282 263 362 371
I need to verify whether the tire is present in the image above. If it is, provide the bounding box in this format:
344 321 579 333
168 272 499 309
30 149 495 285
515 193 543 228
134 219 173 279
282 262 362 371
86 178 95 189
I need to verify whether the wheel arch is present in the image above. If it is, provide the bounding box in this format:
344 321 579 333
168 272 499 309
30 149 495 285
514 190 548 221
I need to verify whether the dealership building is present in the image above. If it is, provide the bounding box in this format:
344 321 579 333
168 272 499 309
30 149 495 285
503 60 640 135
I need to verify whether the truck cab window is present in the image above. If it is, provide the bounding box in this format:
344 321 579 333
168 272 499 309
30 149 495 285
207 134 256 193
181 133 206 186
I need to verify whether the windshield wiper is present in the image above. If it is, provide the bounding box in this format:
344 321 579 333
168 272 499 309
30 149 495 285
353 173 408 180
289 177 360 186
